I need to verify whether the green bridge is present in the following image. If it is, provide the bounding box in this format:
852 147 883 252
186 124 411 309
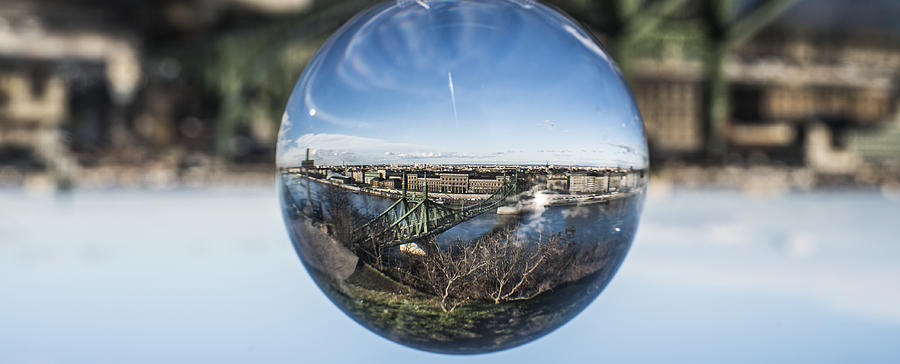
351 175 520 248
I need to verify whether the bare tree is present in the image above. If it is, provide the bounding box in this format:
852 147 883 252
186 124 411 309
417 240 487 313
477 230 544 304
406 226 588 312
475 228 577 304
317 186 364 249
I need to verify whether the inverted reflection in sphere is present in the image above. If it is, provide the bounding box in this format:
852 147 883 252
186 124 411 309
276 0 648 354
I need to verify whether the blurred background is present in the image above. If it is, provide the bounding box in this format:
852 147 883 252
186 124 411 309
2 1 900 363
0 0 898 191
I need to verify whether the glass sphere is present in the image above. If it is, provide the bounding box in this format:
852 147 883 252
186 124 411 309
277 0 647 354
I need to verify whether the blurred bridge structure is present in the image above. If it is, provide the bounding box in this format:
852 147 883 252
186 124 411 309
2 0 900 189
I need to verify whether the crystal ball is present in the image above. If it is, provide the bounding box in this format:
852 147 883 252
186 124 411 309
277 0 647 354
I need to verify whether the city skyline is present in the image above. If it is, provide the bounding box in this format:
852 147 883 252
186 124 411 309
281 161 646 198
276 0 647 169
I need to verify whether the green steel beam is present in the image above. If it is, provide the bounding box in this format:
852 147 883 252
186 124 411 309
705 0 801 158
706 43 730 158
725 0 801 48
621 0 690 41
614 0 690 76
615 0 646 24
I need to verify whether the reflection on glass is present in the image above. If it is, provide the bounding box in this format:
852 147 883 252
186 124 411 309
276 0 648 354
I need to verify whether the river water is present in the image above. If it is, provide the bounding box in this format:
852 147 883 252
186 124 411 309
281 175 643 247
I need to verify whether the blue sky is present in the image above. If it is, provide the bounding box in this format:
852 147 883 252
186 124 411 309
277 0 647 168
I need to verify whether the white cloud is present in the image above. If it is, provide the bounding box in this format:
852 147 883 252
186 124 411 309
276 133 434 166
277 133 648 167
293 133 424 152
387 151 445 158
277 112 292 143
541 119 556 131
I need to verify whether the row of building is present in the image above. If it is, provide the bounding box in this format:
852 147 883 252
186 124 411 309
286 157 646 196
339 169 510 195
538 169 647 195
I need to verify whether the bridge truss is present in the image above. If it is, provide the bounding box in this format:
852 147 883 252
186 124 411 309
351 176 519 248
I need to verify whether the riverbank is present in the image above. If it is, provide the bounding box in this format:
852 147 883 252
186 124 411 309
283 172 641 209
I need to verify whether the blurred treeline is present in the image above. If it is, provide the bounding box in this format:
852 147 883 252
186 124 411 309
0 0 898 189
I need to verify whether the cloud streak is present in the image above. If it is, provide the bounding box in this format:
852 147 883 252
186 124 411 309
448 72 459 129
